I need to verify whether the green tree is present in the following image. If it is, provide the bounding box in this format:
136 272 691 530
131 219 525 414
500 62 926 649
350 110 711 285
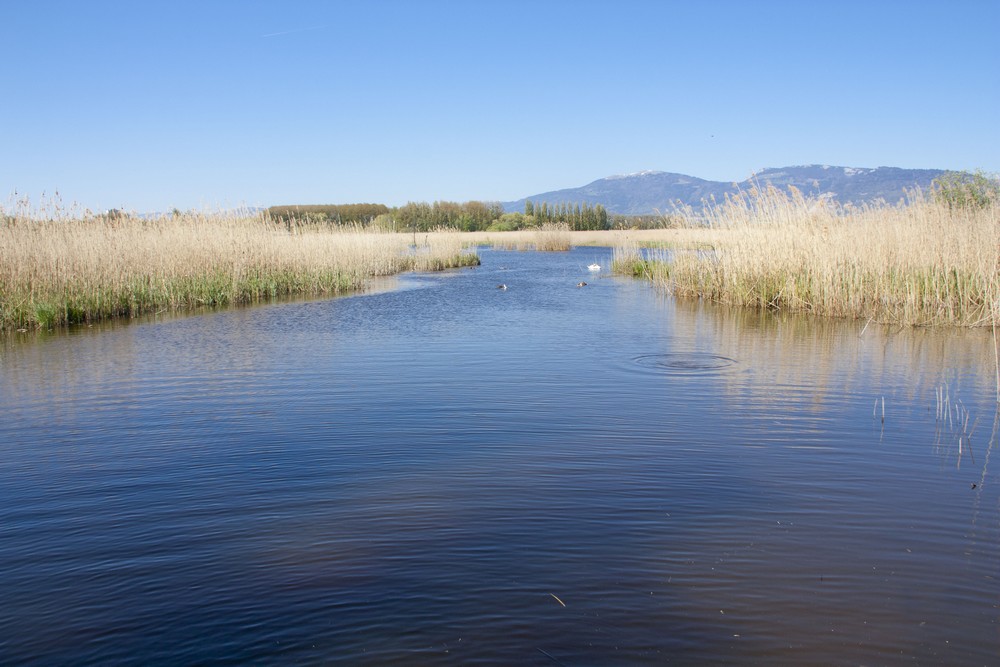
932 170 999 210
596 204 608 230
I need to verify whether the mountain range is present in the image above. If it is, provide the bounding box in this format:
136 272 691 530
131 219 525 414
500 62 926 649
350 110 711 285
502 165 947 215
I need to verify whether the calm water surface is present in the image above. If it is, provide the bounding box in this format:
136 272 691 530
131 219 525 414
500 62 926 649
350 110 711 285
1 247 998 665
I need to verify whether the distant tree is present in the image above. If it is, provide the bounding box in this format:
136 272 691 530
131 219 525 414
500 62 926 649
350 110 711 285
932 170 999 210
596 204 608 230
390 200 502 232
266 203 390 226
488 212 529 231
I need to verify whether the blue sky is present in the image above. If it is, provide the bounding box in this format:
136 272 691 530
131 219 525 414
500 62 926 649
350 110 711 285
3 0 998 213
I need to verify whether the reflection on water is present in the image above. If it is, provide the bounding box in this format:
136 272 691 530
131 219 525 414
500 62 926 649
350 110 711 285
1 247 998 665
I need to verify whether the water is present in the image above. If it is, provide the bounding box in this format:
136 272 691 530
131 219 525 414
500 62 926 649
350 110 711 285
1 247 998 665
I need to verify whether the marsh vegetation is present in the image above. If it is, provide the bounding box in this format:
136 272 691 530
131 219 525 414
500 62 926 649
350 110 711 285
0 211 477 331
265 199 617 233
4 172 996 333
612 185 999 328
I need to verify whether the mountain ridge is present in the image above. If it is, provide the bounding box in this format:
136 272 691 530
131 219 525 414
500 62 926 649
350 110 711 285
502 165 947 215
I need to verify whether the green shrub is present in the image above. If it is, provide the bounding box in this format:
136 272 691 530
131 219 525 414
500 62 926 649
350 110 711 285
487 213 532 231
932 170 999 210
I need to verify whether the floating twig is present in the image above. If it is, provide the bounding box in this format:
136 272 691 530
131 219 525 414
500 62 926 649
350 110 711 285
537 647 567 665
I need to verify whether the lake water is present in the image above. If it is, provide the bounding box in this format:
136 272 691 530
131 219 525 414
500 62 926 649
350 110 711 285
1 247 998 665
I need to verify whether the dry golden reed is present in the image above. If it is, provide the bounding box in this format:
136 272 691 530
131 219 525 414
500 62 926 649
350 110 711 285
462 222 573 252
623 186 999 328
0 210 478 330
532 222 573 252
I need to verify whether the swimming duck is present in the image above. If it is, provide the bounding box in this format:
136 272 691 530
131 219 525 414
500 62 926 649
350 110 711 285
497 284 507 290
577 282 587 287
588 263 601 271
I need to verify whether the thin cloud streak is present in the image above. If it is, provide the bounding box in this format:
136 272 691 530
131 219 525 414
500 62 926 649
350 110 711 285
261 25 327 38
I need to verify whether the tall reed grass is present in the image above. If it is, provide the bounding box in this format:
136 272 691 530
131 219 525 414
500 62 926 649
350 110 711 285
532 222 572 252
467 222 573 251
624 186 999 328
0 210 478 330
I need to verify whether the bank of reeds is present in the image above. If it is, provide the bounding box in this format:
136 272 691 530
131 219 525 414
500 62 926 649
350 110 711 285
623 186 999 328
0 211 478 330
532 222 572 251
472 222 572 251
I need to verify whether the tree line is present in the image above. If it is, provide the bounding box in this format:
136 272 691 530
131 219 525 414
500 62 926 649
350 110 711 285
266 204 390 226
522 200 608 230
393 201 506 232
266 200 676 231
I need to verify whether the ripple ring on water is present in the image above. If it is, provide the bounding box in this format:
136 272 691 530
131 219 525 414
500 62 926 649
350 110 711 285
632 353 737 376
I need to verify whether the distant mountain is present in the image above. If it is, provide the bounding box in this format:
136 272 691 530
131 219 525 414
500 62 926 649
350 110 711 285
502 165 947 215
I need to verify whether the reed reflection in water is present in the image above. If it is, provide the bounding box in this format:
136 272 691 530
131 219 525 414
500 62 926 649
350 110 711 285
0 247 997 665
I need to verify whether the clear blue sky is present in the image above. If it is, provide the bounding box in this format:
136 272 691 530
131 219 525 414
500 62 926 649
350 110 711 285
3 0 998 213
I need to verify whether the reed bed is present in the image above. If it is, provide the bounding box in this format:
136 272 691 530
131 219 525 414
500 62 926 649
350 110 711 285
611 234 650 278
465 222 573 251
532 222 572 252
0 211 478 330
622 187 999 328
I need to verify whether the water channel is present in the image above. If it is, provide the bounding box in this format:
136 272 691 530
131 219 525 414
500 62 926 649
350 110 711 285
1 247 998 665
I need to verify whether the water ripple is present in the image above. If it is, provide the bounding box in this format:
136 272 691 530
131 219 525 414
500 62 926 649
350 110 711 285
632 352 738 376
